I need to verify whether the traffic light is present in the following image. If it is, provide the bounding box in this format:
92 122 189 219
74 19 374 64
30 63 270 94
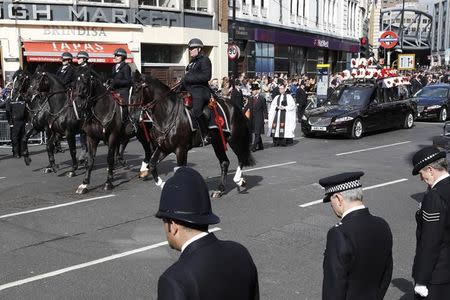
360 36 369 58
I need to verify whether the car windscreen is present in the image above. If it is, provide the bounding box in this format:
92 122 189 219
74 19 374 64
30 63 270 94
328 86 373 107
416 87 449 98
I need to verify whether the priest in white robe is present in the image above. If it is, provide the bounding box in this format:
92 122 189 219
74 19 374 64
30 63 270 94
267 82 297 146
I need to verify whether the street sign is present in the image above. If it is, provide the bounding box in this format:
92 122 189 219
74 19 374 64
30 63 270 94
398 54 415 70
316 64 330 101
379 31 399 49
227 44 240 61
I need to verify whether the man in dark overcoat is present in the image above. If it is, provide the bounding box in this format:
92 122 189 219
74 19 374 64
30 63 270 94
411 146 450 299
246 83 268 152
295 81 308 122
319 171 393 300
156 167 259 300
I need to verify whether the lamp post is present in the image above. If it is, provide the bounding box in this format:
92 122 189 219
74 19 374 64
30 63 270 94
231 0 238 80
399 0 405 50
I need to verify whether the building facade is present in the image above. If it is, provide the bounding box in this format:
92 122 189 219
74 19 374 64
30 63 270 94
0 0 228 85
431 0 450 66
227 0 370 77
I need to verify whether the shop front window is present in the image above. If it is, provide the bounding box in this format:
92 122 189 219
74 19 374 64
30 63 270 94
139 0 179 8
184 0 209 12
141 44 184 64
255 42 274 77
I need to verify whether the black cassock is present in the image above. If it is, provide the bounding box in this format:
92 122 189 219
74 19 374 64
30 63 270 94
323 208 393 300
158 233 259 300
413 176 450 299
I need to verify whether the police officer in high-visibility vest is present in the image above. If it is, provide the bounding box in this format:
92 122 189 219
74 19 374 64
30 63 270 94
56 52 76 88
111 48 132 122
182 38 212 143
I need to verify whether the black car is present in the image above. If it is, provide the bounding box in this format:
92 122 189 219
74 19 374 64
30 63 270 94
301 80 416 139
414 84 450 122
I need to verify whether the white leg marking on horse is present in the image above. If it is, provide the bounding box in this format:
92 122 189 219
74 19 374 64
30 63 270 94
156 177 165 188
140 161 149 172
233 166 242 183
173 166 180 172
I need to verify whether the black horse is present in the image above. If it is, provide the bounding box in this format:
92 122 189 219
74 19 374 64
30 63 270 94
73 68 141 193
23 66 84 176
131 72 255 197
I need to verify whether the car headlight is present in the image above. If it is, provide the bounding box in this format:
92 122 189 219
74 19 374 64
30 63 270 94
334 116 354 123
427 105 442 110
301 115 307 121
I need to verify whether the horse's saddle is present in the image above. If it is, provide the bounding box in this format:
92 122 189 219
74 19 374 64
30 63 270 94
184 97 230 133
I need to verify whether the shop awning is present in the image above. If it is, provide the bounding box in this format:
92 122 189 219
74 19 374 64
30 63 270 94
23 42 133 63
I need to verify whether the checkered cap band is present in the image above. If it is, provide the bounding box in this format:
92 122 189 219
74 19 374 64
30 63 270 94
414 152 440 170
324 179 361 194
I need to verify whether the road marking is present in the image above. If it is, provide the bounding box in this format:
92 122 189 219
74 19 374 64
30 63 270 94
0 227 221 291
241 161 297 173
0 177 5 180
336 141 411 156
299 178 408 208
0 194 116 220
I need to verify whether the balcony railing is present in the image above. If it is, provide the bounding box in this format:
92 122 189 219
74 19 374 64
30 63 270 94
242 3 250 15
252 5 259 17
261 7 267 18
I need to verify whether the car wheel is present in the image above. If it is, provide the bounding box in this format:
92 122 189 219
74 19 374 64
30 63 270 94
439 107 448 122
350 119 363 139
403 111 414 129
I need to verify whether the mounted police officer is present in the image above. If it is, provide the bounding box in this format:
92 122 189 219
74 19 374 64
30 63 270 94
5 93 27 158
111 47 132 122
182 38 212 144
76 51 90 69
55 52 76 89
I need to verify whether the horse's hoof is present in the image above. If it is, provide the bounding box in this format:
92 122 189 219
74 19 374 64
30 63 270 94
67 171 76 178
24 157 31 166
76 184 88 194
139 170 149 178
43 168 53 174
240 179 246 187
211 190 223 198
103 182 114 191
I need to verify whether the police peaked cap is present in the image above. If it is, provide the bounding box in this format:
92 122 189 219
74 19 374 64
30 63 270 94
156 167 220 225
77 51 89 59
319 171 364 203
61 52 73 60
188 38 204 48
412 146 447 175
113 48 127 58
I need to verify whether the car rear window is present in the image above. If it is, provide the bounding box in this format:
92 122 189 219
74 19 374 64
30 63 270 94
416 87 448 98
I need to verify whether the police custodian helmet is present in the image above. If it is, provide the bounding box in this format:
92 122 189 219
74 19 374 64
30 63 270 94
61 52 73 60
188 38 204 48
77 51 89 59
113 48 127 58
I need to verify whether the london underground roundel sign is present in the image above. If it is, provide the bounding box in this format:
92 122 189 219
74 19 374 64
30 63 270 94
379 31 399 49
227 44 240 61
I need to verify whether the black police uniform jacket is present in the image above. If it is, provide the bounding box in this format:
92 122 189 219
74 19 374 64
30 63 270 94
111 61 132 102
55 64 76 88
5 97 27 125
183 54 212 116
413 176 450 286
157 233 259 300
323 208 393 300
247 93 268 136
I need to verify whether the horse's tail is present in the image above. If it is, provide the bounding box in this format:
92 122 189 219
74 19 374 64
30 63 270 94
229 102 255 167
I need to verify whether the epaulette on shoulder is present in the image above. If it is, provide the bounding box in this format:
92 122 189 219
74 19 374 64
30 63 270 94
334 221 343 227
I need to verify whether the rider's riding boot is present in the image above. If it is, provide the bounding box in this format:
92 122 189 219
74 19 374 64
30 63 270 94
196 115 210 146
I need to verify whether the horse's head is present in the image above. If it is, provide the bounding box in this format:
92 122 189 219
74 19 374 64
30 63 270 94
74 68 103 110
130 71 171 107
11 69 31 101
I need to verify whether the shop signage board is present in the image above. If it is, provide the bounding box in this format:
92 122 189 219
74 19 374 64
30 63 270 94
398 54 415 70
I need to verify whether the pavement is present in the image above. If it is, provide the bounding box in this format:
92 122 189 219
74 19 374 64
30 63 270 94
0 120 446 300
